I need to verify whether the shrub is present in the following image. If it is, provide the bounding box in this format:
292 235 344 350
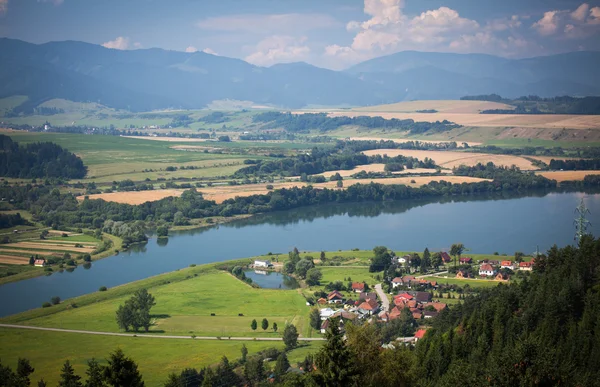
51 296 61 305
99 286 108 291
266 185 274 190
42 302 51 308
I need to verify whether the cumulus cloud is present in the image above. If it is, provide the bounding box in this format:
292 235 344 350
532 10 563 35
102 37 140 50
571 3 590 21
0 0 7 15
197 13 339 34
185 46 198 53
532 3 600 38
245 35 310 66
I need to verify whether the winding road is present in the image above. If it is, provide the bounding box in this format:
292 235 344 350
374 284 390 312
0 323 325 341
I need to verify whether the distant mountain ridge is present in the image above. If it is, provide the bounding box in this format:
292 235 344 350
1 38 599 112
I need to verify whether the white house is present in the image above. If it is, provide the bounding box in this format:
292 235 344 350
34 259 46 267
254 260 273 268
320 308 336 320
500 260 514 270
479 263 496 277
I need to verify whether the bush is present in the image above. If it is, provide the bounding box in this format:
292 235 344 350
42 302 52 308
266 185 274 190
51 296 61 305
99 286 108 291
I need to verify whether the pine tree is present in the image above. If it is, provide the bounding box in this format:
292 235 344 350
58 360 83 387
241 344 248 363
214 356 240 387
315 323 357 387
274 353 291 382
272 322 278 333
103 349 144 387
261 318 269 331
16 358 35 386
309 308 321 330
84 359 105 387
250 319 257 331
283 324 299 350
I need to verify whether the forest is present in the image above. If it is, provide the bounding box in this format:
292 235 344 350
252 112 460 134
462 94 600 115
548 158 600 170
0 135 87 179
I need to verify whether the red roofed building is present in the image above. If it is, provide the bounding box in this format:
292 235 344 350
414 329 427 341
424 302 448 312
327 290 344 304
479 263 496 277
459 257 473 264
519 261 533 271
358 299 380 315
351 282 365 293
440 252 452 263
34 259 46 267
501 260 514 270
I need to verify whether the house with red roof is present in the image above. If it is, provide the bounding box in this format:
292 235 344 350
34 259 46 267
424 302 447 313
479 263 496 277
414 329 427 341
327 290 344 304
519 261 533 271
440 252 452 264
351 282 365 293
501 260 514 270
358 299 380 315
459 257 473 264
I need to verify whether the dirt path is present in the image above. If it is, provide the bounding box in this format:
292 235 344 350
0 324 325 341
374 284 390 312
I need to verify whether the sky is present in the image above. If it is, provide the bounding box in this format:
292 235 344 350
1 0 600 69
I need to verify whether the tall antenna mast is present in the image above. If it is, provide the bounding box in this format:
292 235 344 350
575 198 591 242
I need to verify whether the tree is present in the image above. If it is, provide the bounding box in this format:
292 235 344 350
309 308 321 330
336 180 343 188
116 304 134 331
214 356 240 387
431 252 443 270
274 353 291 382
421 248 431 273
51 296 61 305
17 358 35 386
241 344 248 363
243 357 265 387
450 243 464 269
283 324 299 350
283 261 295 274
370 246 392 272
85 359 105 387
103 349 144 387
273 322 278 333
320 251 326 262
156 226 168 238
115 289 156 332
306 268 322 286
29 256 35 265
201 367 215 387
295 258 314 278
261 318 269 331
251 319 257 331
37 380 47 387
514 251 525 263
58 360 83 387
315 322 357 387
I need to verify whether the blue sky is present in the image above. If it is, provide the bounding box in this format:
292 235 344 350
1 0 600 69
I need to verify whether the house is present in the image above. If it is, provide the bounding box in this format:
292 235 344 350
319 308 336 320
378 311 390 322
331 310 358 321
411 310 423 320
327 291 344 304
358 299 380 315
495 272 510 281
423 310 439 319
424 302 448 313
413 291 433 304
389 306 403 320
519 261 533 271
320 319 331 334
459 257 473 264
440 252 452 264
391 277 403 288
254 260 273 268
501 260 514 270
414 329 427 342
456 269 471 279
488 260 500 266
359 292 377 302
317 297 327 305
479 263 496 277
351 282 365 293
34 259 46 267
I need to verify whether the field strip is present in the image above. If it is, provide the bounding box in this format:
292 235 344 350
0 324 325 341
35 240 97 246
537 170 600 182
0 249 57 256
0 255 30 264
78 189 184 205
6 242 95 252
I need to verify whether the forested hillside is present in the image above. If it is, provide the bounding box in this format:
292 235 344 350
0 135 87 178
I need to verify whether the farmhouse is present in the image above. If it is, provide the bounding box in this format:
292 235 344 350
34 259 46 267
351 282 365 293
519 261 533 271
391 277 403 288
327 290 344 304
495 272 510 281
459 257 473 264
359 292 377 303
440 252 452 264
358 299 380 315
413 291 433 304
456 269 471 279
254 260 273 268
479 263 496 277
319 308 336 320
414 329 427 342
501 260 515 270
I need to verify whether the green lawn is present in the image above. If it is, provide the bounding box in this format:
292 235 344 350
0 328 320 386
421 275 503 288
4 270 311 337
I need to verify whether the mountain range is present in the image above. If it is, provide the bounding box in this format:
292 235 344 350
1 38 600 112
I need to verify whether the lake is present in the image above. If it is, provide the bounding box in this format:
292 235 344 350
243 270 300 289
1 190 599 317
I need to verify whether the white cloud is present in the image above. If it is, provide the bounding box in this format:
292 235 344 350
197 13 339 34
0 0 7 16
486 15 522 32
571 3 589 21
245 35 310 66
185 46 198 53
590 7 600 24
102 37 140 50
202 48 218 55
532 10 562 35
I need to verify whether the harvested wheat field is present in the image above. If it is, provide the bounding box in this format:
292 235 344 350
6 242 95 253
200 182 309 203
362 149 536 170
121 136 211 142
527 156 580 164
322 176 491 188
0 249 57 257
537 170 600 183
0 255 29 265
320 164 439 178
78 189 184 205
326 111 600 130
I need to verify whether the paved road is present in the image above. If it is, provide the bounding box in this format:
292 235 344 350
415 271 448 278
0 324 325 341
374 284 390 312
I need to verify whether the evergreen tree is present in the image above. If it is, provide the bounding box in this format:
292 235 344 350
282 324 299 350
315 323 357 387
243 357 264 387
103 349 144 387
84 359 105 387
272 322 278 333
37 380 47 387
16 358 35 386
421 247 431 273
261 318 269 331
273 353 291 382
240 344 248 363
58 360 83 387
213 356 239 387
200 367 214 387
250 319 257 331
309 308 321 330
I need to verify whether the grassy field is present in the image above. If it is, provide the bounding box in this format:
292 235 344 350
537 170 600 182
0 328 320 386
421 275 505 288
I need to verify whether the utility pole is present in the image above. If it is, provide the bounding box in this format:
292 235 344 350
575 198 591 242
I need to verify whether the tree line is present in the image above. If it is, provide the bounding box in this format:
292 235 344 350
253 112 461 134
548 158 600 171
0 135 87 179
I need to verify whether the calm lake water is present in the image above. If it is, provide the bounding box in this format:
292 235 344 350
243 270 300 290
1 190 600 317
